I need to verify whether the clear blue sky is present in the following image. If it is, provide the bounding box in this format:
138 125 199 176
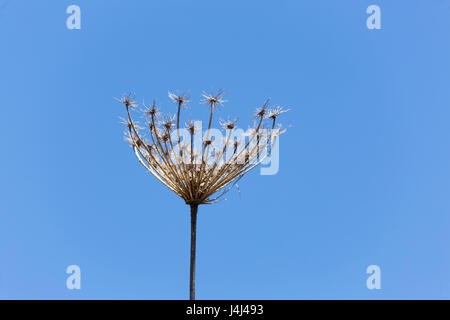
1 0 449 299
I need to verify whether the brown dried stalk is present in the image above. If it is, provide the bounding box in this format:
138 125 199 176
118 90 288 300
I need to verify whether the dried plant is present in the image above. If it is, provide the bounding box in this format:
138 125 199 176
118 90 288 299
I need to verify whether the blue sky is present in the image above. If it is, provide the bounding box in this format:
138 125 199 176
0 0 449 299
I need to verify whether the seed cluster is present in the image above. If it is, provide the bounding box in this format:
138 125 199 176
119 90 288 205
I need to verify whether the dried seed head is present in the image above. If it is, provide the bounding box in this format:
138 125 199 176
265 106 289 120
220 118 237 130
186 120 196 134
253 99 270 118
119 90 288 205
168 91 190 107
146 101 159 117
118 94 137 108
201 89 226 109
254 107 267 118
161 114 176 132
119 117 133 130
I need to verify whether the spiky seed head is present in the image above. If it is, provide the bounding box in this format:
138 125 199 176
253 99 270 118
146 101 159 117
119 117 133 130
168 91 190 107
254 107 267 118
266 106 289 120
161 114 176 132
201 89 226 109
119 94 137 108
186 120 196 134
220 118 237 130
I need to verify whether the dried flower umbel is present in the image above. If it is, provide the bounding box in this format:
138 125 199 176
118 90 288 299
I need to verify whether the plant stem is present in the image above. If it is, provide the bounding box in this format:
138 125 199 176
189 203 198 300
